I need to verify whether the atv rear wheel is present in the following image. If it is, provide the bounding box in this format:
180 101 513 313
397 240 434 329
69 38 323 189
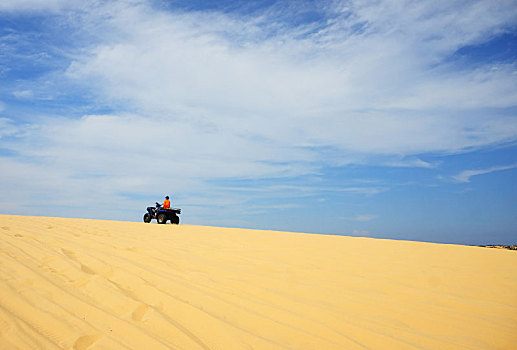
143 213 151 223
157 213 167 224
171 215 179 225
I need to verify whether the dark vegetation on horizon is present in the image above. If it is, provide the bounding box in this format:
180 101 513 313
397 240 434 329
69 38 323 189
477 245 517 251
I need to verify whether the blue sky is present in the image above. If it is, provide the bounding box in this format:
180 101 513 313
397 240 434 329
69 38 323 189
0 0 516 245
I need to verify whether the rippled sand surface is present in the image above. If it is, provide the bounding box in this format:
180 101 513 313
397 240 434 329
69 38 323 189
0 215 515 349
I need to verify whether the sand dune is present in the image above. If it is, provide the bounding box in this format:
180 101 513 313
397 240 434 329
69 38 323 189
0 215 515 349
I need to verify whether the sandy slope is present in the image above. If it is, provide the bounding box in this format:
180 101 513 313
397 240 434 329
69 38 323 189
0 215 515 349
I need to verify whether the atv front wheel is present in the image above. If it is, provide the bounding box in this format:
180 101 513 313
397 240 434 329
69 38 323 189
157 213 167 224
143 213 151 223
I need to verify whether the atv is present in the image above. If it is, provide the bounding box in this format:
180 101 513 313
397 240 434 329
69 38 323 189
143 202 181 224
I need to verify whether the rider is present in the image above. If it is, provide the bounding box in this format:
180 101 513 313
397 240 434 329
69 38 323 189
163 196 171 209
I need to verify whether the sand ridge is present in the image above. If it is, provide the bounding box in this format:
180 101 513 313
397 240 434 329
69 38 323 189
0 215 516 349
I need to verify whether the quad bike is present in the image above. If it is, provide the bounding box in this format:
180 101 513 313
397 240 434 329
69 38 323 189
143 202 181 224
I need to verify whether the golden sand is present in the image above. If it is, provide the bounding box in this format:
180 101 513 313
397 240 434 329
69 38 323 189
0 215 515 349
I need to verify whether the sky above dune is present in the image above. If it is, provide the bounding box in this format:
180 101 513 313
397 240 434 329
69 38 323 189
0 0 516 244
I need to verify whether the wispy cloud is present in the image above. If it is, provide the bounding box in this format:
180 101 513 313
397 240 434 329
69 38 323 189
345 215 378 222
0 117 19 138
383 158 436 168
12 90 33 99
0 0 81 12
452 163 517 183
4 1 517 162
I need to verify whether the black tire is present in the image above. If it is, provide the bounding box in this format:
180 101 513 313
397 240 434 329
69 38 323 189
143 213 151 223
157 213 167 224
172 215 179 225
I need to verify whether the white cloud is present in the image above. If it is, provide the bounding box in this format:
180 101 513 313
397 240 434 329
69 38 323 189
8 113 316 180
0 118 19 138
62 0 517 160
0 0 79 12
452 163 517 183
345 214 378 222
13 90 33 99
383 158 436 168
